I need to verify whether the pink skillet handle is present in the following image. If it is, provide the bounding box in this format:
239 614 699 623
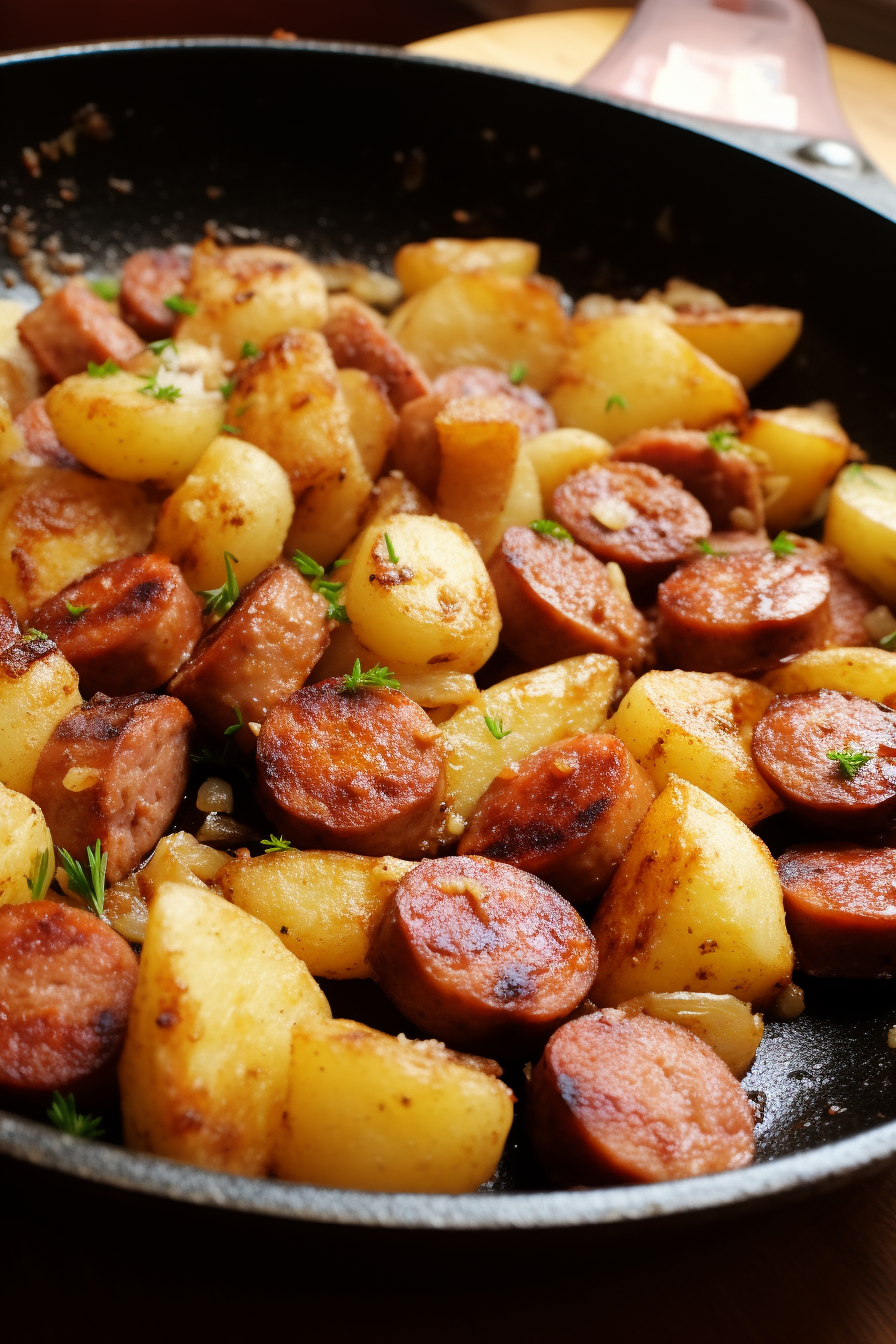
578 0 855 142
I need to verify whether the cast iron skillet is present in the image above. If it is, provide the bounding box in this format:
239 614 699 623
2 38 896 1231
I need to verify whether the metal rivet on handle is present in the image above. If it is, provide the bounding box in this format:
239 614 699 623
795 139 867 173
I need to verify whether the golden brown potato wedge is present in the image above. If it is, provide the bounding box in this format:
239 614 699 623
394 237 539 296
740 407 851 531
338 367 399 479
761 646 896 705
0 782 54 905
670 306 802 392
824 463 896 605
616 992 764 1079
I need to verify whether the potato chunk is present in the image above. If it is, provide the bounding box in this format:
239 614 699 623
343 513 501 674
153 435 293 592
274 1018 513 1192
218 850 416 979
524 426 612 505
45 369 223 486
670 306 802 391
0 301 41 416
0 782 54 905
761 646 896 704
616 992 764 1079
590 776 793 1009
740 407 851 531
337 367 398 479
610 669 783 827
824 464 896 605
394 237 539 296
0 637 81 795
387 273 568 393
118 881 331 1176
550 314 748 443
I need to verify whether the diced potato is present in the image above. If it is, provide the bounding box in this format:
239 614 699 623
311 623 479 713
387 273 568 393
337 471 433 571
119 881 331 1176
0 468 157 619
0 639 81 795
137 831 230 904
0 782 54 905
153 435 293 593
617 992 763 1079
124 337 229 394
439 654 620 840
740 407 851 530
523 426 613 506
343 513 500 674
550 314 748 443
0 300 41 416
274 1018 514 1192
0 394 27 486
761 646 896 706
497 451 543 538
609 669 782 827
232 330 372 566
175 239 328 359
590 776 794 1010
434 396 525 560
337 367 398 479
218 850 416 979
394 237 539 297
825 463 896 605
45 369 223 486
670 306 802 390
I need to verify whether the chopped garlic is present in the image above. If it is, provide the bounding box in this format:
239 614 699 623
62 766 100 792
590 498 637 531
605 561 629 598
197 777 233 813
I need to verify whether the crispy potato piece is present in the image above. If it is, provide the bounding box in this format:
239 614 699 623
387 273 568 393
616 992 764 1079
0 637 81 795
310 622 479 714
824 464 896 605
137 831 229 904
610 669 783 826
524 427 612 506
438 654 620 842
0 468 156 619
761 646 896 705
273 1018 513 1192
0 782 54 905
0 301 41 416
175 239 328 359
0 394 27 485
231 330 372 566
394 237 539 296
218 850 416 979
153 435 294 592
337 471 433 570
740 407 851 530
45 369 223 486
590 776 794 1010
338 367 398 479
550 314 748 443
343 513 501 674
118 880 331 1176
670 307 802 390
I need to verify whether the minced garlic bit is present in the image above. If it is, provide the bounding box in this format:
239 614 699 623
247 720 262 738
62 766 100 792
888 1026 896 1049
196 777 233 813
444 813 467 837
605 561 629 598
550 755 577 778
590 498 637 531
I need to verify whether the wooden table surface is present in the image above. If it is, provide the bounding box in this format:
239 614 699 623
406 12 896 1342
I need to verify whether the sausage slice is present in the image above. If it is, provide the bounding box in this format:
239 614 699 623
119 247 192 340
33 553 202 697
323 293 431 409
752 689 896 833
487 525 652 672
656 550 831 675
552 463 711 592
527 1009 755 1186
168 561 331 750
459 735 656 902
778 844 896 978
31 692 194 883
614 428 765 532
18 281 144 382
370 854 598 1054
14 397 82 471
256 677 446 857
0 901 138 1103
827 563 878 647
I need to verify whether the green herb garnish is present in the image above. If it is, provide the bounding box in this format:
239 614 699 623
605 393 628 412
47 1091 104 1140
332 558 350 568
197 552 240 618
140 377 182 402
770 531 797 558
260 835 293 852
223 705 244 737
240 340 260 359
292 550 325 578
147 337 177 356
220 423 242 435
844 463 880 486
341 658 400 693
65 600 90 619
508 361 527 385
383 532 399 564
706 429 739 452
57 840 106 916
89 278 120 302
529 519 572 542
696 538 727 557
21 628 47 643
880 631 896 651
27 848 51 900
484 713 512 741
87 358 120 378
219 378 236 399
190 743 229 768
292 551 347 620
164 294 197 316
827 748 873 780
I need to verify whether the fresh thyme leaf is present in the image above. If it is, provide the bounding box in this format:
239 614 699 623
484 712 512 741
341 658 400 692
332 558 350 569
64 600 90 619
605 393 628 412
58 840 106 916
219 378 237 399
880 630 896 651
706 429 739 452
164 294 197 316
260 834 293 852
47 1091 104 1140
220 423 242 435
326 602 349 624
27 848 51 900
696 538 727 557
508 361 527 385
827 748 873 780
89 278 120 302
140 378 182 402
21 628 47 643
292 549 325 578
87 358 120 378
197 552 240 618
224 705 244 737
384 532 399 564
529 519 572 542
240 340 260 359
770 531 797 558
147 337 176 356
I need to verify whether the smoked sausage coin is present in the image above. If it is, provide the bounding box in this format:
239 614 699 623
119 247 191 340
614 427 765 532
778 844 896 978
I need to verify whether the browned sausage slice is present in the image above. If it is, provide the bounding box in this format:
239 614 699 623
13 397 82 470
31 692 194 882
33 553 202 697
527 1009 755 1186
168 562 331 750
656 550 831 675
119 247 191 340
459 735 656 902
552 463 712 593
614 428 765 532
487 525 652 672
256 677 446 857
0 901 138 1103
369 854 598 1054
827 563 878 647
752 689 896 833
777 844 896 977
18 281 145 382
323 294 431 409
